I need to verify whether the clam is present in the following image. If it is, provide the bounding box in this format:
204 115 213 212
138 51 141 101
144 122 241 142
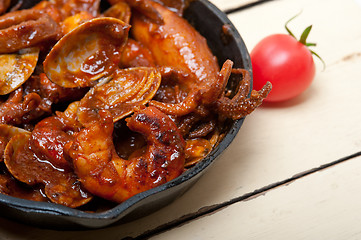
4 133 93 208
0 124 29 162
43 17 130 88
0 124 29 142
0 47 39 95
77 67 161 126
0 169 49 202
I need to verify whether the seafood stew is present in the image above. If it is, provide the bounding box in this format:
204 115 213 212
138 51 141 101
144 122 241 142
0 0 270 228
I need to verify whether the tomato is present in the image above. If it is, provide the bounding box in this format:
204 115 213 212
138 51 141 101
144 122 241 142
250 14 323 102
251 34 315 102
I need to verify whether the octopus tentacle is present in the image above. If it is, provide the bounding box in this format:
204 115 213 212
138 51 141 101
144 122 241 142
150 61 232 116
215 69 272 120
188 118 216 139
177 113 201 137
199 60 232 105
150 89 199 116
0 88 41 125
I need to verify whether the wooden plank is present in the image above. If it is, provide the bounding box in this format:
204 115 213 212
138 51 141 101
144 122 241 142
1 0 361 239
149 156 361 240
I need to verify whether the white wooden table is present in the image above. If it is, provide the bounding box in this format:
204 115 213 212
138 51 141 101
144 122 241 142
1 0 361 239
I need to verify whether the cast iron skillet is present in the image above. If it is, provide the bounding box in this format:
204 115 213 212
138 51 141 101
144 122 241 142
0 0 252 229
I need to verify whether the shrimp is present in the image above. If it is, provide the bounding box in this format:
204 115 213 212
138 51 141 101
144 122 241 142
68 106 185 203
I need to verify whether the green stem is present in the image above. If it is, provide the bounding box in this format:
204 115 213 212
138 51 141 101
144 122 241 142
285 12 326 70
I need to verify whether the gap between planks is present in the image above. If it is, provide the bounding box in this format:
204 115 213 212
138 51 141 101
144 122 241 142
224 0 276 14
125 150 361 240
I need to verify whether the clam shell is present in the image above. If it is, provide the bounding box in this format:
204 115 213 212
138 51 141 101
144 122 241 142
0 47 39 95
4 132 92 208
44 17 130 88
77 67 161 125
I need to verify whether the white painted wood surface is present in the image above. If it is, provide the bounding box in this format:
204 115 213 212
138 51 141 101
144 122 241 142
152 156 361 240
1 0 361 239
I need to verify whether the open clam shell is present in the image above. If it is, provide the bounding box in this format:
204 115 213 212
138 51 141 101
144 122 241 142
77 67 161 125
0 47 39 95
0 124 30 162
43 17 130 88
4 133 92 208
0 124 29 142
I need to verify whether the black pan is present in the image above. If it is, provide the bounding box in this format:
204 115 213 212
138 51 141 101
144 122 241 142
0 0 252 229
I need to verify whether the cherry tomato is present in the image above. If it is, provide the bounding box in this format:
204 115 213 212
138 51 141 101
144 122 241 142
251 34 315 102
250 14 323 102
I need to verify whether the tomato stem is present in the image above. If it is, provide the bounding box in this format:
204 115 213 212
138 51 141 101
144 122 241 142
284 11 302 39
299 25 313 45
285 12 326 70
